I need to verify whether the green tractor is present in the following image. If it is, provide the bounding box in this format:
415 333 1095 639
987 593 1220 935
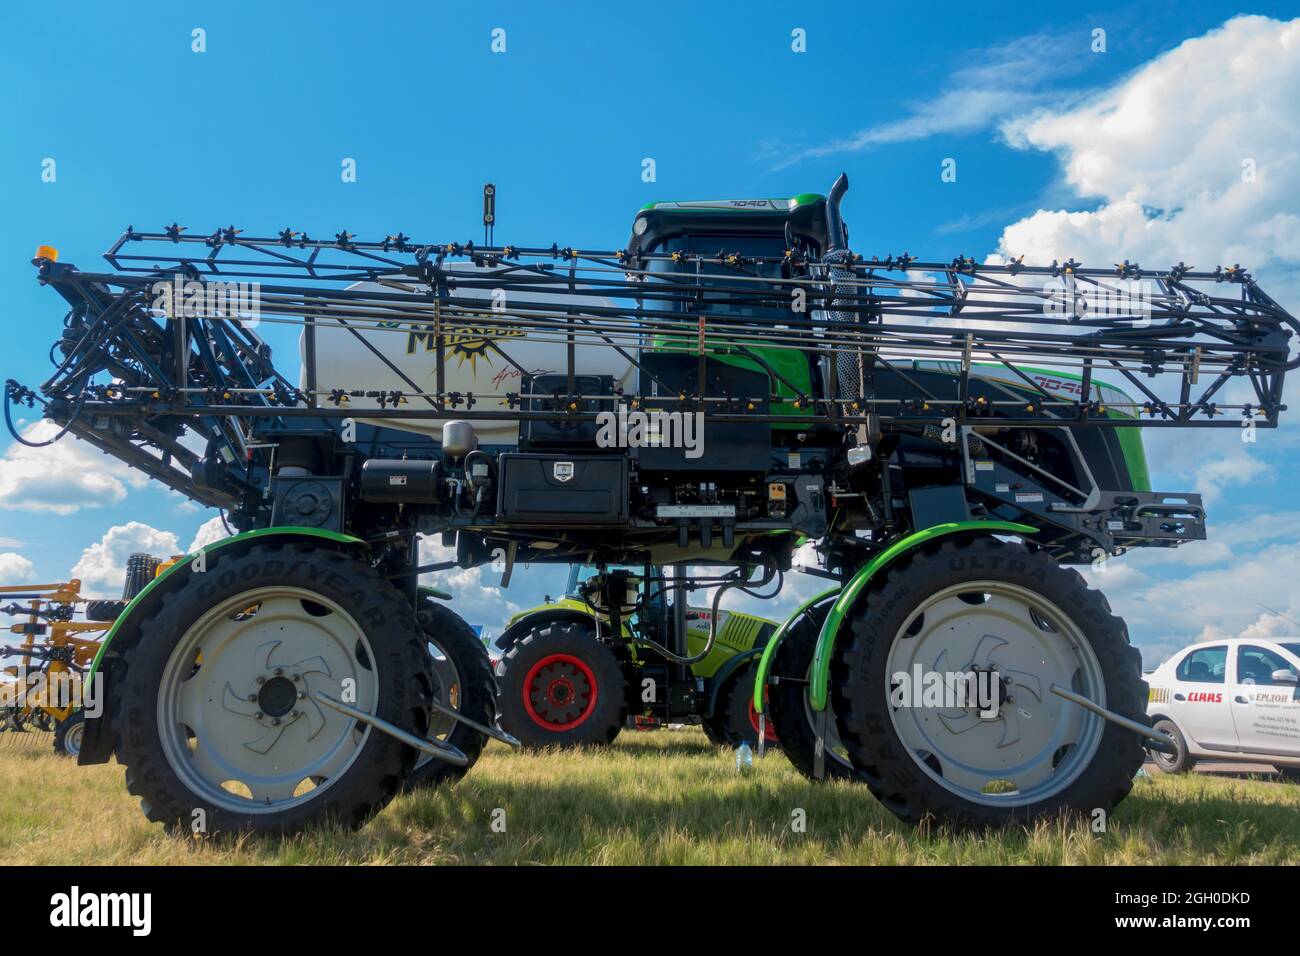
492 564 780 750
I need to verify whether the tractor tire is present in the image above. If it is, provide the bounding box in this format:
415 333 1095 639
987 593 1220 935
85 600 128 623
1148 719 1194 774
497 621 627 748
114 543 433 835
406 600 497 788
122 553 162 600
766 599 860 781
832 536 1146 828
53 711 85 757
700 718 727 747
703 662 781 750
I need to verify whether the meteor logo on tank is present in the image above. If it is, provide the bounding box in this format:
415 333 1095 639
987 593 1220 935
404 316 526 373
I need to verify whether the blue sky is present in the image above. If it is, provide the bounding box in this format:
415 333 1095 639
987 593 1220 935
1 1 1297 667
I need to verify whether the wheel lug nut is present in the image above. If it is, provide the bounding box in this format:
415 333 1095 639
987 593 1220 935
254 712 263 720
271 718 280 726
247 694 257 702
274 668 283 676
256 676 265 685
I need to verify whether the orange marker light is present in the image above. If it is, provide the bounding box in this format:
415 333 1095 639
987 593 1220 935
34 245 59 262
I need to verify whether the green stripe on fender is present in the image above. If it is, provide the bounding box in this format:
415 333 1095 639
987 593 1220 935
807 521 1037 712
83 526 365 685
752 586 841 714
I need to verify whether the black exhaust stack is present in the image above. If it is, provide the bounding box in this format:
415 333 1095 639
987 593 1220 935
823 173 861 405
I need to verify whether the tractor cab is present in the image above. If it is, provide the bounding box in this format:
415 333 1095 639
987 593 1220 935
626 195 836 445
626 194 831 264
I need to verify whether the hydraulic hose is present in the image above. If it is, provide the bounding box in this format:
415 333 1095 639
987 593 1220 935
603 562 781 667
4 380 87 448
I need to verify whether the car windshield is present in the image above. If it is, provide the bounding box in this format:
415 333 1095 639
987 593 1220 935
566 564 638 598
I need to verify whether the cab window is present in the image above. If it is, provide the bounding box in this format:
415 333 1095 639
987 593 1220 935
1237 645 1297 685
1175 645 1227 684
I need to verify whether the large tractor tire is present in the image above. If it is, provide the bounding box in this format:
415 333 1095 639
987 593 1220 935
53 711 85 757
832 536 1146 828
702 661 780 750
123 552 162 600
1147 719 1194 774
497 621 627 748
85 600 128 623
406 600 497 788
766 599 859 781
114 544 432 835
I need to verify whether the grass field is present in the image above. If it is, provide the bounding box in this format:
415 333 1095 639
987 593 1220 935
3 728 1299 865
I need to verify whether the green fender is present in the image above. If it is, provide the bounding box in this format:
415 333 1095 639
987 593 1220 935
83 526 366 685
806 521 1037 712
752 586 841 714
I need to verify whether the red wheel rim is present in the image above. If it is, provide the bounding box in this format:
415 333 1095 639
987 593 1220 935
748 694 779 743
522 653 598 731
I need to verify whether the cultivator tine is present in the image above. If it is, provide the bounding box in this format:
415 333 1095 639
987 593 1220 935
1047 684 1176 754
428 697 521 749
313 691 469 766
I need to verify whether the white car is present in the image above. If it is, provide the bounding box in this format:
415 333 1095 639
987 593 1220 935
1146 637 1300 777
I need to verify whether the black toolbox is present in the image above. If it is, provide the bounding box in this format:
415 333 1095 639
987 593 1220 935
496 453 629 525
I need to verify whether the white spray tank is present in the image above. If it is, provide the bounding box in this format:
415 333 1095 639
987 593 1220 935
302 262 636 445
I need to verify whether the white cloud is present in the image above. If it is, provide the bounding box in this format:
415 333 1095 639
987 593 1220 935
988 14 1300 505
995 15 1300 312
416 537 525 631
776 31 1094 168
0 421 151 515
187 516 228 552
70 522 181 597
0 552 35 582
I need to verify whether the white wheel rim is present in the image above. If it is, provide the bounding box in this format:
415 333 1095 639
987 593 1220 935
64 721 83 756
885 581 1106 807
157 587 378 814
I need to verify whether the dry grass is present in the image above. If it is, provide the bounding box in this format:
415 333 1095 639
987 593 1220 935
2 728 1299 865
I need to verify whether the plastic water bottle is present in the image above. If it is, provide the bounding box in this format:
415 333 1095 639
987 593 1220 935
735 741 753 773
